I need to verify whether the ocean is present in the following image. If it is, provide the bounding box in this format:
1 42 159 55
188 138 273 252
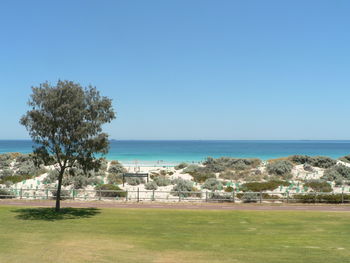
0 140 350 165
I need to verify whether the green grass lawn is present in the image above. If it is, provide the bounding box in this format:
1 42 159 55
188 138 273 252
0 206 350 263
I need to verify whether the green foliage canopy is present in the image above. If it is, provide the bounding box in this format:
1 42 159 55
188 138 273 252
20 80 115 211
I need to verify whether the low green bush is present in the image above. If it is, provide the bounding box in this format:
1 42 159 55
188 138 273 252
0 174 33 184
108 161 126 174
171 179 199 197
175 162 188 170
209 192 233 201
191 172 216 183
203 157 261 173
43 170 58 184
0 169 14 178
289 155 336 168
322 164 350 185
340 155 350 163
153 176 171 186
0 189 14 199
237 192 258 203
304 180 332 192
95 184 126 197
145 181 158 190
107 173 123 185
266 160 293 176
202 178 223 191
293 193 350 204
241 180 290 192
303 163 314 172
225 186 234 192
309 156 336 169
126 177 144 186
182 164 201 175
289 155 311 165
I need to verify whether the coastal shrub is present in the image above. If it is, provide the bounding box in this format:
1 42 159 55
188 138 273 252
340 155 350 164
289 155 336 168
153 176 171 186
219 170 236 180
44 168 100 188
203 157 261 173
241 180 289 192
159 170 168 176
0 169 14 178
150 172 160 179
304 180 332 192
43 166 98 188
182 164 216 182
15 154 32 163
145 181 158 190
182 164 201 175
126 177 144 186
225 186 234 192
309 156 336 169
237 192 258 203
322 165 350 185
0 174 33 184
171 179 198 197
63 174 100 189
202 178 223 191
289 155 311 165
210 192 233 202
14 161 47 177
0 189 14 199
108 161 126 174
303 163 314 172
191 172 216 183
0 153 14 169
244 173 265 182
107 173 123 185
98 158 108 171
175 162 188 170
266 160 293 176
293 193 350 204
43 170 59 184
96 184 126 198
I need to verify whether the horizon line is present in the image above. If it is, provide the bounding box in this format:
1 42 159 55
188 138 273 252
1 139 350 141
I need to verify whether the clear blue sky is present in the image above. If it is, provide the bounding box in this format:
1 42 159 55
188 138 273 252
0 0 349 140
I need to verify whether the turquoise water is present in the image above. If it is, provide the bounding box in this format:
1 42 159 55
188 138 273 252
0 140 350 165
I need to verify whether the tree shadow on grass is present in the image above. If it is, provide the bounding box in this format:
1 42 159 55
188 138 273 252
12 207 101 221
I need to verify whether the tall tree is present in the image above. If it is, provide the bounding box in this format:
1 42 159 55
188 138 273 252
20 80 116 211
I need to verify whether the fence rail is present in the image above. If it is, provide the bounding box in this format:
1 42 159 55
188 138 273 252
1 188 350 204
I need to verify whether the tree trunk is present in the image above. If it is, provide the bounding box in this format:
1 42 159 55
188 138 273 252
55 169 65 212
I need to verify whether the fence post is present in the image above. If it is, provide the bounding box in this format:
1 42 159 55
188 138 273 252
20 188 22 199
286 191 289 203
314 192 317 204
137 188 140 202
232 189 235 203
152 190 155 201
259 191 262 204
178 191 181 202
46 189 48 200
205 191 208 202
72 189 75 200
342 191 344 204
126 190 128 201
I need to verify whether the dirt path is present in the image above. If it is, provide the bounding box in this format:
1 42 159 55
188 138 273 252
1 199 350 212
